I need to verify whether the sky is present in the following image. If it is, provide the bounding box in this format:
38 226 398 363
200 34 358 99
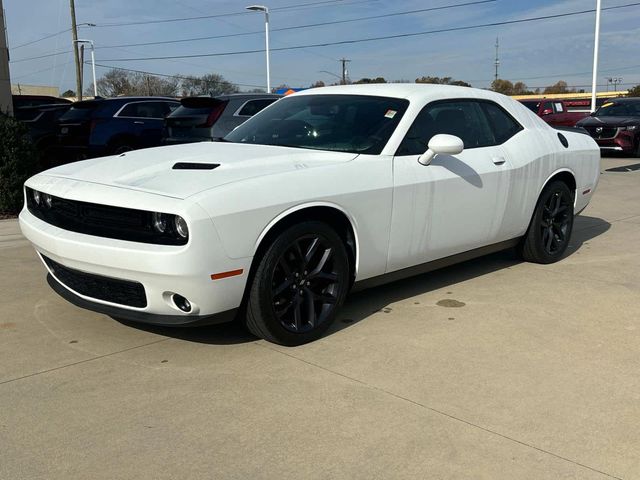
6 0 640 93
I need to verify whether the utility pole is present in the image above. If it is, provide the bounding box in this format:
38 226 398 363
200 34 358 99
69 0 82 101
340 58 351 85
0 0 12 114
494 37 500 82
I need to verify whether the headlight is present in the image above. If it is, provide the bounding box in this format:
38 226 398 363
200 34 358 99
152 212 168 233
25 187 189 246
151 211 189 242
623 125 637 131
174 215 189 239
42 193 53 209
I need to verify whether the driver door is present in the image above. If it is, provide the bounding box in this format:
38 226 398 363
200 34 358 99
387 99 511 272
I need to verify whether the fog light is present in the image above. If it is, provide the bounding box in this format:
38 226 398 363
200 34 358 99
152 212 167 233
172 294 192 313
174 215 188 239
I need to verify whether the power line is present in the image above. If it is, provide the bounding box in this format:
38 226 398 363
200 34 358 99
10 28 71 50
10 50 72 64
93 0 357 28
97 0 496 50
96 2 640 63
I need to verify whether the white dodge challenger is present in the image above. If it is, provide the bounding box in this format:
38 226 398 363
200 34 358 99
20 84 600 345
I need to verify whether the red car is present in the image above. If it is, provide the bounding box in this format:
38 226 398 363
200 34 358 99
576 98 640 157
520 99 588 127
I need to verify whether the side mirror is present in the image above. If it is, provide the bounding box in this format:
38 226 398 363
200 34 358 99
418 134 464 166
541 108 553 116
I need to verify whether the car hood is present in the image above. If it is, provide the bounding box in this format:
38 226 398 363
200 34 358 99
577 116 640 128
42 142 358 199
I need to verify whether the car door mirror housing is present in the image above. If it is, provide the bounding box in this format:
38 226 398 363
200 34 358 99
541 108 553 116
418 134 464 166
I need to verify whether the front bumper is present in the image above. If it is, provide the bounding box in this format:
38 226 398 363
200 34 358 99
19 185 252 325
594 132 636 154
47 274 237 326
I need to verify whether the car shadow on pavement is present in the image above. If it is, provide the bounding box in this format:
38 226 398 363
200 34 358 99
117 215 610 346
322 215 611 340
605 162 640 172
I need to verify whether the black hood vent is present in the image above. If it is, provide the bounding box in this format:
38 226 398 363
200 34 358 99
172 162 220 170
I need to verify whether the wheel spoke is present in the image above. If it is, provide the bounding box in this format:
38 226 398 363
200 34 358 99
313 291 337 305
273 278 294 296
310 271 338 282
304 237 320 265
308 248 333 277
275 300 294 318
293 296 303 331
278 256 293 276
304 289 316 327
544 227 553 252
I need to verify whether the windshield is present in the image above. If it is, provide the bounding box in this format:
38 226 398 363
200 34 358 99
521 101 540 113
594 102 640 117
59 101 99 122
224 94 410 154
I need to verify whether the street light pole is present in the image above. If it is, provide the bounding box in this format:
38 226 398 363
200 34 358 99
590 0 601 112
246 5 270 93
74 39 97 97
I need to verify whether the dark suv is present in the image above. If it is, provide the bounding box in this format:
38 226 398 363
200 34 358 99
15 103 72 167
57 96 180 160
576 98 640 157
162 93 280 145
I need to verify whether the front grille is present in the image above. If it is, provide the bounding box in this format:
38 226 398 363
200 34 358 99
585 126 618 140
26 188 187 246
43 255 147 308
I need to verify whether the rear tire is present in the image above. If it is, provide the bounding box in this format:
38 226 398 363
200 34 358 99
519 181 574 264
245 221 350 346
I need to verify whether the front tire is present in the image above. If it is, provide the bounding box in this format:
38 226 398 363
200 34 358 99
519 181 574 264
245 221 350 346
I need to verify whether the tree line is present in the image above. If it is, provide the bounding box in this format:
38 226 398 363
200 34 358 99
61 68 639 99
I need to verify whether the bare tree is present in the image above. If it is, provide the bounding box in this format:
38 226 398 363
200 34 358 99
180 74 239 96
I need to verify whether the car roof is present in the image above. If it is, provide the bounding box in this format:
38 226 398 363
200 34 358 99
603 97 640 103
216 93 282 100
292 83 506 103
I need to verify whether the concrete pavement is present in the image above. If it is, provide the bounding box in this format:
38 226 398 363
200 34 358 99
1 157 639 479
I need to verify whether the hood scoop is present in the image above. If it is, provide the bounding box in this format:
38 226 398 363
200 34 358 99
172 162 220 170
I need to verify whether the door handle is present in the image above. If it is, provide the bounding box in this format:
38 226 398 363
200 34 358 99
134 121 145 125
492 156 506 165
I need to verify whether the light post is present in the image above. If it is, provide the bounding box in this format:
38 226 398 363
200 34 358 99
607 77 623 92
246 5 270 93
590 0 601 112
74 39 97 98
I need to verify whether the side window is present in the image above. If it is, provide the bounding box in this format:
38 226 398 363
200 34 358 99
542 101 554 114
118 102 168 119
397 100 495 155
237 99 277 117
480 102 523 144
166 102 180 114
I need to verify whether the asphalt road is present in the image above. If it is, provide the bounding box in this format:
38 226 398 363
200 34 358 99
1 157 639 479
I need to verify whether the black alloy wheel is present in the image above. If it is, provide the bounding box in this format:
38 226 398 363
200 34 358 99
245 221 350 346
519 181 574 264
540 189 572 255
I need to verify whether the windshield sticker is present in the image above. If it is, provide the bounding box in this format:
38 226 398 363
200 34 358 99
384 109 397 119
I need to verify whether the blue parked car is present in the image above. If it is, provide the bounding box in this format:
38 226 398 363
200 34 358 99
56 96 180 160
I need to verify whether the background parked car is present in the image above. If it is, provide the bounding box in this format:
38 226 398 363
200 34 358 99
576 97 640 157
519 99 589 127
162 93 281 145
56 96 180 160
15 103 72 168
12 94 71 110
